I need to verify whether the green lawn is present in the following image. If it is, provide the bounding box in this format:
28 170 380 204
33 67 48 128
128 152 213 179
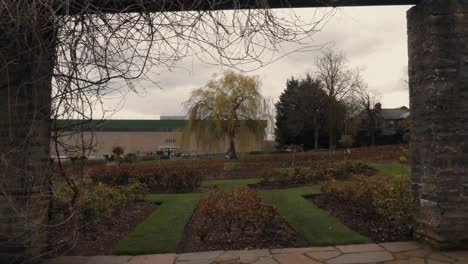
202 178 261 188
370 163 410 178
113 193 201 255
113 163 408 254
260 187 369 246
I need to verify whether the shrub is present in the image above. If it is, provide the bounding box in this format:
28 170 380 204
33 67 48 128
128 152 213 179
80 182 131 223
193 188 278 242
224 162 241 171
124 153 138 163
160 166 203 192
260 168 293 184
321 174 412 225
259 161 375 185
399 146 410 163
339 135 354 149
51 179 148 226
89 164 202 192
141 155 157 161
331 161 375 180
88 165 133 185
372 174 412 224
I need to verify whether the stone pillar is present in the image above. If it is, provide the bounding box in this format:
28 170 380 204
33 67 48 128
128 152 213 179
0 6 55 262
408 0 468 248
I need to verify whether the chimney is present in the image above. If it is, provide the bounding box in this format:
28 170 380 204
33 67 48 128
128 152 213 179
375 102 382 111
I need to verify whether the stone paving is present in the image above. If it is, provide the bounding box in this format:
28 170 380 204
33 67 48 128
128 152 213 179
45 242 468 264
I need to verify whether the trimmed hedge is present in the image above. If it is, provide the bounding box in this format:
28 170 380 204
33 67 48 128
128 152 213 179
89 165 203 192
259 161 376 185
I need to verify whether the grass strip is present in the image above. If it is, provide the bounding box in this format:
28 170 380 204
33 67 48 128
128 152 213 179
202 178 261 188
370 163 410 178
113 193 201 255
261 186 370 246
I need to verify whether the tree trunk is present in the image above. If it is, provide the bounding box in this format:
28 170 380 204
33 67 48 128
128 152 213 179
0 9 55 260
328 103 336 150
227 137 238 160
313 113 319 151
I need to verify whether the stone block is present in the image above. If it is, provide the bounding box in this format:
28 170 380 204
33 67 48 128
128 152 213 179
273 253 321 264
379 242 422 253
271 247 335 254
327 251 394 264
305 250 342 261
177 251 223 261
336 244 385 253
127 254 176 264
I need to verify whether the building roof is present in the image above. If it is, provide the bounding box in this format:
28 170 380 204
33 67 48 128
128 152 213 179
55 119 187 132
54 119 267 132
379 107 410 120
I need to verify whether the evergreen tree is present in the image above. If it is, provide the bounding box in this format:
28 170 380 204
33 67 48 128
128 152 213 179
275 75 333 150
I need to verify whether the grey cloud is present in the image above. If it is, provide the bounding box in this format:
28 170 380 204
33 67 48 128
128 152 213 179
95 5 411 119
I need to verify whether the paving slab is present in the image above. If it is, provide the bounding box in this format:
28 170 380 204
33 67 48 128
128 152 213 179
336 244 385 254
379 242 422 253
226 249 270 258
251 257 278 264
271 247 336 254
327 251 394 264
86 255 131 264
42 242 468 264
442 251 468 262
392 253 410 260
273 253 321 264
402 248 432 258
178 251 223 261
215 252 240 262
176 259 214 264
427 259 451 264
428 253 457 263
45 256 90 264
305 250 342 261
127 254 176 264
383 258 425 264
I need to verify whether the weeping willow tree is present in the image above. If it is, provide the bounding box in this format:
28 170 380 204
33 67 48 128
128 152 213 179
183 71 270 159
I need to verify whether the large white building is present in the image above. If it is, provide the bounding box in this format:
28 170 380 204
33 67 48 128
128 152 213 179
53 119 265 158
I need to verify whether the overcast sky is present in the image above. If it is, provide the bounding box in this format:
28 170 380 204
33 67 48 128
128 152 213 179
99 5 412 120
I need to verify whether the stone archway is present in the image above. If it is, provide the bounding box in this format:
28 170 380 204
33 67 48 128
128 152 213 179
0 0 466 261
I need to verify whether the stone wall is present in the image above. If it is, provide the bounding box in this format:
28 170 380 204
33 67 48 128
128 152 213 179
407 0 468 248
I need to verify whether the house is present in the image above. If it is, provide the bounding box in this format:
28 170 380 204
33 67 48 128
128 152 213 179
351 103 410 143
374 103 410 136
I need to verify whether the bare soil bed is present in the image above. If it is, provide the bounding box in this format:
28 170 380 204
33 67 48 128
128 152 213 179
308 194 412 243
178 208 308 252
49 201 158 256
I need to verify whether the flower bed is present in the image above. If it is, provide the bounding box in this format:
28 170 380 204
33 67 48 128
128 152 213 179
48 179 153 255
250 161 376 189
179 188 308 252
309 173 413 242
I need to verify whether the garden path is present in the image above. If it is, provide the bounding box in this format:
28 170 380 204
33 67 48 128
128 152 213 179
46 242 468 264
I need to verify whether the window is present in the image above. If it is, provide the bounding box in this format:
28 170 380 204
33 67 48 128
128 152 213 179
387 120 395 128
165 139 176 144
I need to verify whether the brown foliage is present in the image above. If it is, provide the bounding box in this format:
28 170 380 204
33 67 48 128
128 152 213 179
192 188 278 242
321 174 413 226
259 161 375 186
88 164 203 192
